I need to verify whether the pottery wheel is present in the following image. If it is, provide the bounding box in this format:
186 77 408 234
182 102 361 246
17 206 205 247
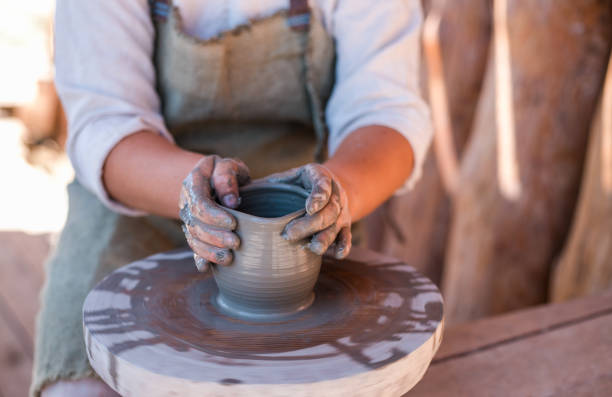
83 247 444 396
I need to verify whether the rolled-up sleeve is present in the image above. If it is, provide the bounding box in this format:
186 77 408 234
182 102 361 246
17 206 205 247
325 0 433 192
55 0 174 215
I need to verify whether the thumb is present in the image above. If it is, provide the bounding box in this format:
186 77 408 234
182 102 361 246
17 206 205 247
212 159 250 208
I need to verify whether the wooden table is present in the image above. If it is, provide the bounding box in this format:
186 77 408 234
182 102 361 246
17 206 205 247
407 289 612 396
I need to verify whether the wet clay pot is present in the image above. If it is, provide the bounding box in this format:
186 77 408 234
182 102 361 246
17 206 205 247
212 182 322 321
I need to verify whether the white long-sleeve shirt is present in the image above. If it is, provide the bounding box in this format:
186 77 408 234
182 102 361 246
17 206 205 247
55 0 432 215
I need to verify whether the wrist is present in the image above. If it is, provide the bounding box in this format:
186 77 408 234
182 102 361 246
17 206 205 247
103 130 205 218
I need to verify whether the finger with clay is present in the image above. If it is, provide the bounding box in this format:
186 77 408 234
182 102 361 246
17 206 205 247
179 155 251 272
265 163 352 259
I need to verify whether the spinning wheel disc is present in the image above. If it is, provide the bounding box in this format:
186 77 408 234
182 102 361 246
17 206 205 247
83 247 444 396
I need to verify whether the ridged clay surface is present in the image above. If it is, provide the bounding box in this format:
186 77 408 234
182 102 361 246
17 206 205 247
213 182 321 320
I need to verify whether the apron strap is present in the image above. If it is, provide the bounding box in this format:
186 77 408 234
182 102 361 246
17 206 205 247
290 1 329 162
288 0 311 32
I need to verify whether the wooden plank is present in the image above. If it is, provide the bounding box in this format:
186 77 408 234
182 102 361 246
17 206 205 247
435 288 612 361
408 292 612 396
0 231 48 341
409 311 612 396
0 296 34 397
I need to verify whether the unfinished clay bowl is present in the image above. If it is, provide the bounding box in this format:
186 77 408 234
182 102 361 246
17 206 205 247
213 182 321 320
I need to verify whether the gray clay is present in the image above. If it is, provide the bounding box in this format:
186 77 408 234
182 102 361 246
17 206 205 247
213 182 322 320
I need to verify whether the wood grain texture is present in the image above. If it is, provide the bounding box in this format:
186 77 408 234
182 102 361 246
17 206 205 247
442 0 612 322
0 232 48 339
551 55 612 302
407 289 612 396
434 288 612 362
433 0 492 151
0 311 33 397
366 0 491 285
0 231 49 397
83 247 443 396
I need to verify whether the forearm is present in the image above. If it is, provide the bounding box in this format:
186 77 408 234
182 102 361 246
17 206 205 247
324 125 414 222
103 131 204 218
102 126 414 222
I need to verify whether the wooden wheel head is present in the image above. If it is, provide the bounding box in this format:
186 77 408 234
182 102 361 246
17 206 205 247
83 247 444 396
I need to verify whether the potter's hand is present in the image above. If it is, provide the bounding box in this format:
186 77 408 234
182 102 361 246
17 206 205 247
265 164 351 259
180 155 250 272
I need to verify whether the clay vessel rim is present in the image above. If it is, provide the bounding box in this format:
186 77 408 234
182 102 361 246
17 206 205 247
222 182 308 224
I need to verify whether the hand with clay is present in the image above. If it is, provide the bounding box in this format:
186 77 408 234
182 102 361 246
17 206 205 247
179 155 251 272
264 164 352 259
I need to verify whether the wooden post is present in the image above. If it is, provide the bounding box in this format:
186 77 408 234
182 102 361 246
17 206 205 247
550 55 612 302
442 0 612 322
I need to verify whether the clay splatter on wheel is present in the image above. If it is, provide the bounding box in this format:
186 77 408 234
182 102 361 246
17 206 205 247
83 247 443 396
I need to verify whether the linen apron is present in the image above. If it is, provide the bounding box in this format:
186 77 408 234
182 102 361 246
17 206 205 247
31 1 335 395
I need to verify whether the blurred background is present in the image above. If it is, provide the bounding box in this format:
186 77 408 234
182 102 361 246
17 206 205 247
0 0 611 396
1 1 72 396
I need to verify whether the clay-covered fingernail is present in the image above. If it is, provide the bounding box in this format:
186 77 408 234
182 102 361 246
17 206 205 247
222 194 238 208
217 214 236 230
309 241 325 255
210 207 237 229
215 249 233 266
335 244 350 259
282 220 303 241
282 226 300 241
225 234 240 249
